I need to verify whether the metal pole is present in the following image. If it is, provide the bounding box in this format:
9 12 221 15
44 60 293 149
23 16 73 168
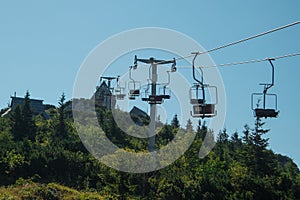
149 58 157 152
133 56 175 152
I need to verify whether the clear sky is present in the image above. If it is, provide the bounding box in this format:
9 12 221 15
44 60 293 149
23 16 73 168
0 1 299 166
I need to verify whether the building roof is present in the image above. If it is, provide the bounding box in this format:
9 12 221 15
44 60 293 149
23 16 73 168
1 96 49 119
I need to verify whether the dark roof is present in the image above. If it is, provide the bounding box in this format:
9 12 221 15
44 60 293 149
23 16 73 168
1 96 49 119
11 96 43 103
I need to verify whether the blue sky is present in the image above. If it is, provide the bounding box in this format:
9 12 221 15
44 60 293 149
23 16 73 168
0 1 299 166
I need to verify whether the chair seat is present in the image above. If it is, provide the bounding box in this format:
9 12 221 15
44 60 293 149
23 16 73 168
129 90 140 96
192 104 216 118
190 99 204 104
255 108 279 118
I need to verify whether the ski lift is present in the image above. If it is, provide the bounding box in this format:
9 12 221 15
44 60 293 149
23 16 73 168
128 66 141 100
190 54 217 118
251 58 279 118
114 76 126 100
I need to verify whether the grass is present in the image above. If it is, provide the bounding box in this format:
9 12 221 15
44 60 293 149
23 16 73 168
0 181 115 200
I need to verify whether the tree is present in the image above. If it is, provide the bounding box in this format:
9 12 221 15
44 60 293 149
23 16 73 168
22 91 36 141
229 131 242 156
217 128 229 144
230 131 241 146
11 105 24 141
196 120 206 141
57 93 67 137
11 91 36 141
250 117 269 149
249 117 276 176
51 93 70 147
171 114 180 129
185 119 193 132
216 128 229 161
242 124 251 145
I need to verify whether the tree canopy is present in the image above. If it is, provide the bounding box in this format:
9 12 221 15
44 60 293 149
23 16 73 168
0 94 299 199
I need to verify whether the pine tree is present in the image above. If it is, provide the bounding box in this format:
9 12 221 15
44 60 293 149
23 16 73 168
240 124 255 170
230 131 241 145
196 120 206 140
251 117 269 148
242 124 251 145
249 117 275 175
58 93 66 136
216 128 229 161
217 128 229 144
11 91 36 141
53 93 67 140
171 114 180 129
11 105 24 141
22 91 36 141
185 119 193 132
230 131 242 152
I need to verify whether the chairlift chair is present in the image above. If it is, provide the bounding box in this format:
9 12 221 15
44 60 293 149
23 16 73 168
113 76 126 100
141 83 164 104
128 83 140 100
114 86 126 100
190 83 218 118
128 66 141 100
159 85 171 99
251 92 279 118
190 54 218 118
251 58 279 118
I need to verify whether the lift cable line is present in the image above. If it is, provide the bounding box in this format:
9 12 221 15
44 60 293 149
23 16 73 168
146 21 300 65
176 52 300 69
190 21 300 57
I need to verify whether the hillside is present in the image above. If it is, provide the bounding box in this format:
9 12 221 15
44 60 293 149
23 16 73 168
0 180 109 200
0 94 299 199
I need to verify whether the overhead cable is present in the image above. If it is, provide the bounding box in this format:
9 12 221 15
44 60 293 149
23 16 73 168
155 21 300 64
176 52 300 68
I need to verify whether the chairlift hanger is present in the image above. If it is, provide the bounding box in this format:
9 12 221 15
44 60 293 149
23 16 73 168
190 54 217 118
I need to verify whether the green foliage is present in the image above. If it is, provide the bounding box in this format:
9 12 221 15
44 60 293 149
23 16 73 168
0 97 299 199
0 181 109 199
10 91 37 141
22 91 37 141
11 105 24 140
171 114 180 128
57 93 67 137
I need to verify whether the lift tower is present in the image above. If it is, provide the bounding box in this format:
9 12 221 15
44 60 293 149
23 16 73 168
134 56 176 152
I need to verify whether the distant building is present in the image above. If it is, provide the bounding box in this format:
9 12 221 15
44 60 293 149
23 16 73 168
91 81 116 110
130 106 150 126
1 96 49 119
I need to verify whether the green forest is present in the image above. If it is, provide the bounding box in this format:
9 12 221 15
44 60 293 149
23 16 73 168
0 92 299 199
